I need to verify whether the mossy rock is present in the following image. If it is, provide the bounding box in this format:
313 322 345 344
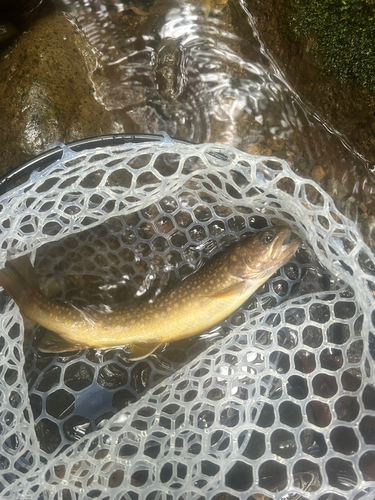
0 12 117 174
292 0 375 91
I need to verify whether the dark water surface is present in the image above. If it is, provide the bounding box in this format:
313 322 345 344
51 0 375 250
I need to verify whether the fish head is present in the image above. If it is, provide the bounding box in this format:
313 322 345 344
229 226 301 281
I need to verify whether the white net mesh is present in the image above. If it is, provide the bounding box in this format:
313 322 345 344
0 135 374 499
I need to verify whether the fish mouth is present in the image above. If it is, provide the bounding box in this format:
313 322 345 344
272 227 301 263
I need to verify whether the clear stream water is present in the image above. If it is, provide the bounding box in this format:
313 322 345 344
52 0 375 251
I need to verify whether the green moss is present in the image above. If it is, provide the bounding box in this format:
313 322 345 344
292 0 375 90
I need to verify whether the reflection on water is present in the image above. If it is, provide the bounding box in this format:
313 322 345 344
54 0 375 246
65 0 300 146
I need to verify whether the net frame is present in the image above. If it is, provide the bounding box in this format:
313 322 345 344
0 134 374 499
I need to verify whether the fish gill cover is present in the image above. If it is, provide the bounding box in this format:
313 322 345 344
0 135 374 499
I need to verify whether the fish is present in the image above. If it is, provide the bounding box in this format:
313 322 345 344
0 225 300 360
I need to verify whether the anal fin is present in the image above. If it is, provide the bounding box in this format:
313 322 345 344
129 341 164 361
37 331 86 353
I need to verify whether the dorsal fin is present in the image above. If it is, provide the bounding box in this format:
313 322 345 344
0 256 38 308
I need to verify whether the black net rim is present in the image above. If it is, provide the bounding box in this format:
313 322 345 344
0 133 193 194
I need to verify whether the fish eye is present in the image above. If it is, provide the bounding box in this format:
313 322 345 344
261 231 274 244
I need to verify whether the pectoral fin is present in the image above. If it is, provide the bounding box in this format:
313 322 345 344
129 341 164 361
38 331 86 353
210 281 247 299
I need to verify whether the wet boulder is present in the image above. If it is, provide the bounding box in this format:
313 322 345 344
0 12 117 174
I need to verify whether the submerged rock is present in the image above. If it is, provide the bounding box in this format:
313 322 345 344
0 12 118 174
155 38 183 101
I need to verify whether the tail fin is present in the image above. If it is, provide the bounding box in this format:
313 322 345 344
0 256 39 310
